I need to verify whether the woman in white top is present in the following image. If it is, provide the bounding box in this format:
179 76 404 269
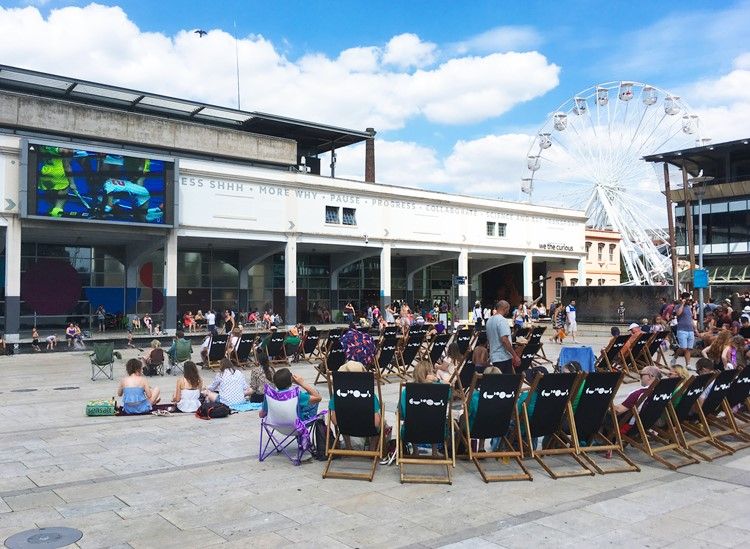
203 357 251 406
172 360 204 413
435 342 464 384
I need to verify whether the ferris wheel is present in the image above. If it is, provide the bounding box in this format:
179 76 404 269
521 81 706 285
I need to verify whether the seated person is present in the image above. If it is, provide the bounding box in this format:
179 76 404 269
696 358 718 407
285 325 301 362
614 365 662 434
621 323 643 357
435 342 464 384
203 357 251 406
172 360 204 413
329 360 381 450
168 330 192 366
118 358 161 414
140 339 165 376
259 368 321 421
472 332 490 372
461 365 502 451
400 359 443 456
247 349 275 403
199 334 211 366
225 327 242 358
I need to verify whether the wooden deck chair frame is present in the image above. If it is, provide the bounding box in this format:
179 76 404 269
458 373 532 482
451 352 476 401
396 382 455 484
725 367 750 431
668 372 732 461
529 326 552 364
322 371 384 481
265 332 288 366
636 332 669 369
567 371 640 474
314 329 343 382
231 334 257 368
519 372 594 479
301 333 322 363
454 327 474 356
373 335 399 383
623 333 653 378
699 369 750 452
595 334 630 372
620 376 698 470
427 333 451 366
518 342 542 371
397 332 425 378
314 338 346 385
207 334 229 369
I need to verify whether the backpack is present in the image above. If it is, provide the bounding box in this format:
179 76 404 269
310 417 335 461
195 401 231 419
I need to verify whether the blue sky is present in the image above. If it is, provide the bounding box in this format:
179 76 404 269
2 0 750 204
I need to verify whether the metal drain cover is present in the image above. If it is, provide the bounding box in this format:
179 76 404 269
4 527 82 548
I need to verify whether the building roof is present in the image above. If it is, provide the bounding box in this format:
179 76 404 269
0 64 371 156
642 137 750 175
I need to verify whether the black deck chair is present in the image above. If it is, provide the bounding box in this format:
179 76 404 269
726 367 750 430
620 376 698 470
623 333 653 378
233 334 257 367
455 328 474 356
428 333 451 365
637 331 670 369
382 326 399 339
314 337 347 385
458 373 532 482
302 333 322 363
374 335 399 382
265 332 288 365
568 371 639 474
518 342 542 371
323 371 384 482
513 326 531 343
528 326 551 364
453 353 476 398
669 373 732 461
207 334 229 368
699 369 750 451
595 334 630 372
396 382 454 484
397 331 425 377
518 372 593 479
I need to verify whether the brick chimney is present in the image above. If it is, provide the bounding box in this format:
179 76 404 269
365 127 376 183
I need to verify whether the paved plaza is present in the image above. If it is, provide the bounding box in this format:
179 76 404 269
1 329 749 548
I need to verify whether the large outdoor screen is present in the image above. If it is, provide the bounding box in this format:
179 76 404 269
27 143 174 226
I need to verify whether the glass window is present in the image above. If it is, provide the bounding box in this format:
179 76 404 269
710 201 727 214
729 200 747 212
325 206 340 224
609 244 616 262
486 222 495 236
675 205 685 216
555 278 562 299
597 243 604 261
497 223 506 237
585 242 591 258
343 208 357 225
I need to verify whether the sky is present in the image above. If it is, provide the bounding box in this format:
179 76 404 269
1 0 749 215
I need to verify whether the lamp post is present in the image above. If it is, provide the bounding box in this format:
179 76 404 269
688 175 713 330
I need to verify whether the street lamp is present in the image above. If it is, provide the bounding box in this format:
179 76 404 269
688 174 714 330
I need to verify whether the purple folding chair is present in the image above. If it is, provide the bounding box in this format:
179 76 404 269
259 384 325 465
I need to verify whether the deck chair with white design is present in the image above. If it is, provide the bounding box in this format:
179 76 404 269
619 376 698 470
314 336 346 385
594 334 630 372
374 334 399 383
397 331 425 378
301 332 322 363
322 371 384 481
231 334 256 368
265 331 288 365
458 372 532 482
699 369 750 452
396 382 454 484
207 334 229 369
518 372 593 479
726 367 750 431
623 333 652 379
529 326 551 364
454 327 474 356
427 333 451 366
636 331 670 369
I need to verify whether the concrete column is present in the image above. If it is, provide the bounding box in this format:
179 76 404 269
365 127 376 183
458 249 469 319
330 270 339 316
523 253 533 303
285 236 297 325
164 229 178 334
380 242 391 307
4 217 21 342
239 265 249 312
577 257 586 287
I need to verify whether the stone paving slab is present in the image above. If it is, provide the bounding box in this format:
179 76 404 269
0 331 749 548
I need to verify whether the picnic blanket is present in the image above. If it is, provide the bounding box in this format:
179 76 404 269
230 401 263 412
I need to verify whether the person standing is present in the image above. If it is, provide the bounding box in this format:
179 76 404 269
96 305 106 332
473 301 483 328
673 292 696 369
206 309 217 336
617 302 626 323
565 299 579 343
485 300 520 374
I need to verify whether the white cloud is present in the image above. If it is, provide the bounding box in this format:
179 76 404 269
0 4 560 133
452 25 542 55
382 33 437 69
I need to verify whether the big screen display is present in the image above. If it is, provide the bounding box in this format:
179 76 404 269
27 143 173 226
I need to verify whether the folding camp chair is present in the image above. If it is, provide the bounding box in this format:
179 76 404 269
427 333 451 365
397 331 425 378
620 376 698 470
396 382 454 484
259 384 326 465
528 326 551 364
518 372 593 479
568 371 639 474
636 331 670 369
698 369 750 451
265 332 288 365
89 342 120 381
169 338 193 376
668 373 732 461
458 373 532 482
726 367 750 431
595 335 630 372
301 333 322 363
207 334 229 369
623 333 652 378
455 327 474 356
323 371 384 481
374 335 399 382
314 337 346 385
232 334 256 368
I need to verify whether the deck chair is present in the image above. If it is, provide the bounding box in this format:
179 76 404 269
458 373 532 482
233 334 256 367
374 335 399 382
726 367 750 430
301 333 322 363
528 326 551 363
513 326 531 343
455 327 474 355
382 325 399 339
595 334 630 372
569 371 639 474
396 382 454 484
314 337 347 385
454 353 476 398
669 373 732 461
265 332 288 365
518 342 542 371
207 334 229 368
258 384 326 465
519 372 593 479
637 331 670 368
89 342 120 381
623 333 652 378
322 371 384 481
699 369 750 451
397 331 425 378
428 333 451 365
620 376 698 470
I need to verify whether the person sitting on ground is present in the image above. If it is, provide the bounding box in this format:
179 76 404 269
247 349 275 403
172 360 204 413
614 365 662 435
329 360 381 450
701 329 731 370
118 358 161 414
435 342 464 384
203 357 251 406
259 367 321 421
141 339 165 376
472 332 490 373
46 333 57 351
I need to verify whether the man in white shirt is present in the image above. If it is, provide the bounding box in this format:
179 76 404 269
565 300 578 343
486 300 520 373
205 310 217 336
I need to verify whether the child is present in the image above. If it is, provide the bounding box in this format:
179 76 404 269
127 330 136 349
31 327 41 352
45 334 57 351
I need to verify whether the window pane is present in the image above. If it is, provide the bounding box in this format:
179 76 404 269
325 206 339 224
497 223 506 237
343 208 357 225
486 222 495 236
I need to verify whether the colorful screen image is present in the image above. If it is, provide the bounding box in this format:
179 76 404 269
28 144 173 225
